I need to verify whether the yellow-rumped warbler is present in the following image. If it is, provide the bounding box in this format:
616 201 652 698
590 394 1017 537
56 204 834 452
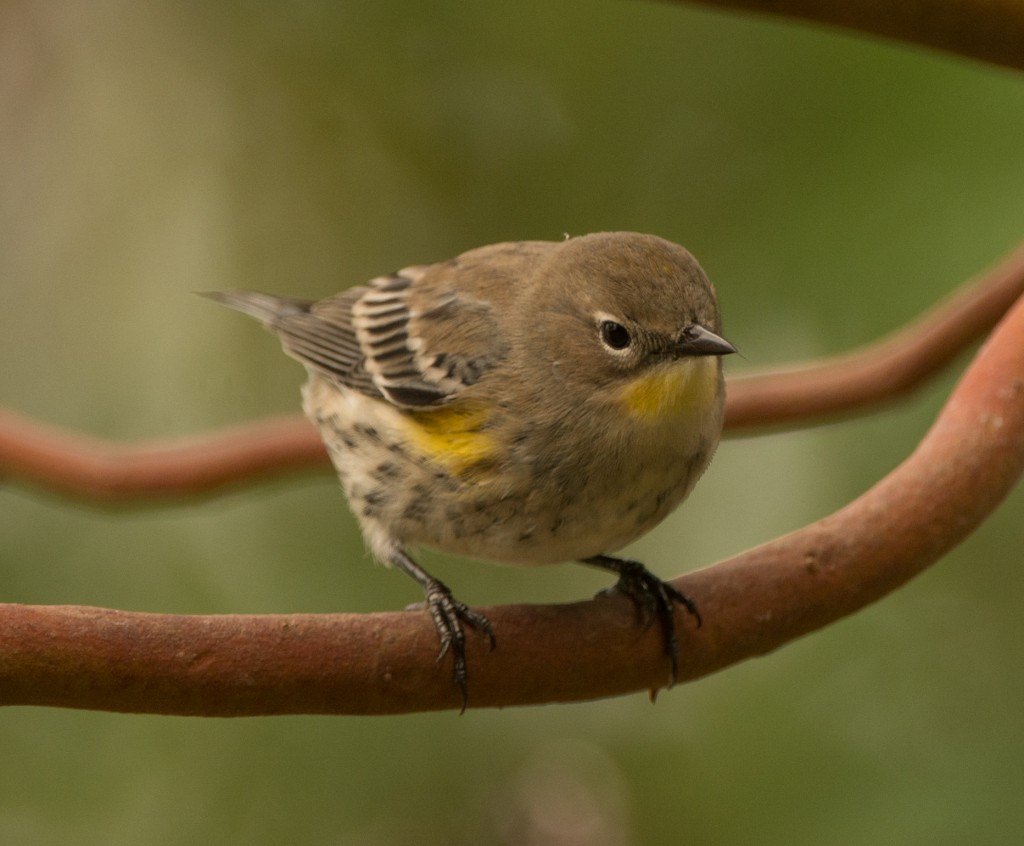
204 231 734 706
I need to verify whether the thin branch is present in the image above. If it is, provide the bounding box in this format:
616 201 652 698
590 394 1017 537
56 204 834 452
2 283 1022 715
2 243 1023 501
680 0 1024 72
726 241 1024 429
0 411 325 502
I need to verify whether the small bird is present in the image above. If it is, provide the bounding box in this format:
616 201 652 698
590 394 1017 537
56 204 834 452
203 231 735 708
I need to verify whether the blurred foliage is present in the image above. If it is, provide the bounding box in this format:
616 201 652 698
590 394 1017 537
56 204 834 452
3 1 1024 844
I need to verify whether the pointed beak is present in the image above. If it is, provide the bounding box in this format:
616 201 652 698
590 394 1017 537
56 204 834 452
676 324 737 358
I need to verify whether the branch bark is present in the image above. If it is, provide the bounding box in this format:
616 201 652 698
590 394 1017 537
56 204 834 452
2 280 1022 715
725 242 1024 429
680 0 1024 72
2 243 1023 502
0 410 325 502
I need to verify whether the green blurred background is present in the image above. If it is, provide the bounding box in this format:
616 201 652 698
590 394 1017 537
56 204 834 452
3 1 1024 843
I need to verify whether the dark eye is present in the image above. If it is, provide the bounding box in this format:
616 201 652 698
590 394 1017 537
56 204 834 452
600 320 631 351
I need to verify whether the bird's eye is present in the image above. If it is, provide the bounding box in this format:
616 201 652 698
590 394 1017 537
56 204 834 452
600 320 631 351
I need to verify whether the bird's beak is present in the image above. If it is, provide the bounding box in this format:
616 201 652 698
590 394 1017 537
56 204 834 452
677 325 737 358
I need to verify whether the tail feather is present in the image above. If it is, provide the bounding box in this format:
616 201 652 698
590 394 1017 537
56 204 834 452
197 290 313 326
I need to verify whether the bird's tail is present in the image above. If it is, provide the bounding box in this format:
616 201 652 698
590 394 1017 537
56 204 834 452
197 290 312 326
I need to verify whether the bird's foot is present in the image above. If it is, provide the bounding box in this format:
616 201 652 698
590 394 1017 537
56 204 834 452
584 555 700 686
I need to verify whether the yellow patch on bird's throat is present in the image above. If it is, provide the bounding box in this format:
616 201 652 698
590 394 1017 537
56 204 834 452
621 359 717 420
405 403 497 477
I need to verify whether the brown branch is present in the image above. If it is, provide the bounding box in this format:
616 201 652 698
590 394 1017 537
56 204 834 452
680 0 1024 72
2 243 1023 501
0 411 326 502
2 282 1022 715
725 241 1024 429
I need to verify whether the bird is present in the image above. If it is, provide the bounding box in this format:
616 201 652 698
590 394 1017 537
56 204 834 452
202 231 735 709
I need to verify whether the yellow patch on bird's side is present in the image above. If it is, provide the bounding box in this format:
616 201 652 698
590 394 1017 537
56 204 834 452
405 403 497 477
622 359 718 420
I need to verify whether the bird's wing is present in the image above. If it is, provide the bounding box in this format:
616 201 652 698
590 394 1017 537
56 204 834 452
207 242 541 408
288 265 507 408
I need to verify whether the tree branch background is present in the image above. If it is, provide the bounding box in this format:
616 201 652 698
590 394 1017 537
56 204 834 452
3 2 1024 844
